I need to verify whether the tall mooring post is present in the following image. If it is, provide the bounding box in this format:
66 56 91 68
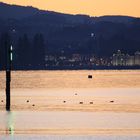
6 43 13 111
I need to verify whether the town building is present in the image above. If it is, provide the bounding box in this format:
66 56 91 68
112 50 140 66
125 54 134 66
112 50 125 66
135 51 140 65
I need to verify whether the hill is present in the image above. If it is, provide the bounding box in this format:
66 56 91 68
0 2 140 69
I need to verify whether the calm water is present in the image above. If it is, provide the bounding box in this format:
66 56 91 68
0 70 140 139
1 135 140 140
0 70 140 89
0 111 140 134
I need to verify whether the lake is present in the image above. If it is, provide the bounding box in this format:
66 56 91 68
0 70 140 139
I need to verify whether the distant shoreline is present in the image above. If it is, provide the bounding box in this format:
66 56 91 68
45 66 140 70
2 65 139 71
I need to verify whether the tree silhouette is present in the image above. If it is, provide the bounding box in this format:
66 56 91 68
16 34 31 69
32 33 45 69
0 33 11 70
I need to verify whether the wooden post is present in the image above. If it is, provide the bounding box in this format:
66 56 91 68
5 39 12 111
6 70 11 111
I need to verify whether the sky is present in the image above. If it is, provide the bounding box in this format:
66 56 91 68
0 0 140 17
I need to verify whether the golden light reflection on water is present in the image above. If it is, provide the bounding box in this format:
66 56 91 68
0 70 140 112
0 70 140 135
0 70 140 89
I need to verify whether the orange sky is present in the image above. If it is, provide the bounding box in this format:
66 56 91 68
0 0 140 17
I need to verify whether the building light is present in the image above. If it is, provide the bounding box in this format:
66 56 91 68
91 33 94 37
12 29 16 32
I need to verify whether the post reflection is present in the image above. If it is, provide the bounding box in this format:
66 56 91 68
6 112 15 135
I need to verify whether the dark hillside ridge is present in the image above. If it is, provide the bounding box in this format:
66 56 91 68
0 2 140 70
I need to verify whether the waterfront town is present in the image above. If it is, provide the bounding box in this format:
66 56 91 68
45 50 140 68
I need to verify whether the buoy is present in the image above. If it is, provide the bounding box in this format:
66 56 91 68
110 100 114 103
79 102 83 104
90 102 93 104
88 75 92 79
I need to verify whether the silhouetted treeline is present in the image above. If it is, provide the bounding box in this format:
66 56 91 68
0 33 11 70
0 33 46 70
0 30 140 70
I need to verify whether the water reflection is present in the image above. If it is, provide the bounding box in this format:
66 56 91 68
6 112 15 135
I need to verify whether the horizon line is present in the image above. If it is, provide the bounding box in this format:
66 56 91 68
0 1 139 18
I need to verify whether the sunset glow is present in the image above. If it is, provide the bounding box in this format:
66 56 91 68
0 0 140 17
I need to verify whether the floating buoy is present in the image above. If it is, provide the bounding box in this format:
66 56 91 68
88 75 92 79
110 100 114 103
79 102 83 104
90 102 93 104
